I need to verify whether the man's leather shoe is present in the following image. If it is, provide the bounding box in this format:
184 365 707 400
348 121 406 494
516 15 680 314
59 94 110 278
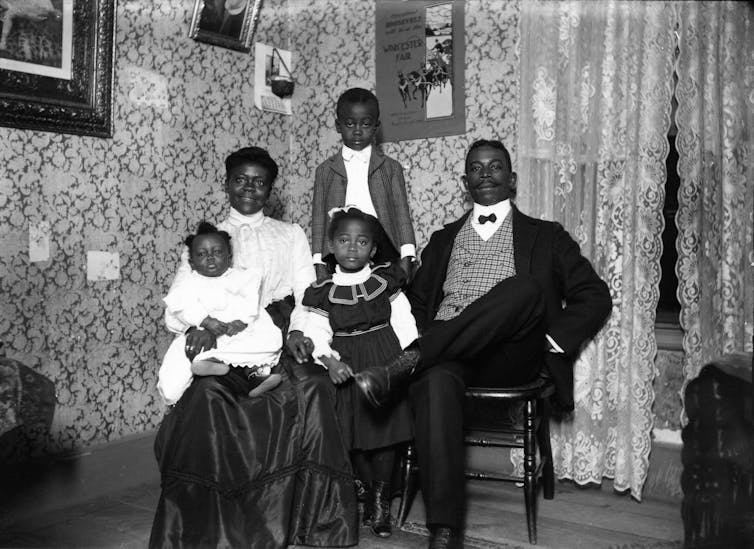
428 526 463 549
354 345 420 407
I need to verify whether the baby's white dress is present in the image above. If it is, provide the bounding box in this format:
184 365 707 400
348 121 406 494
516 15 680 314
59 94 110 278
158 267 282 405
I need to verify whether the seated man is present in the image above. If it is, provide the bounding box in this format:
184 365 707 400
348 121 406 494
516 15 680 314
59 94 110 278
355 139 612 549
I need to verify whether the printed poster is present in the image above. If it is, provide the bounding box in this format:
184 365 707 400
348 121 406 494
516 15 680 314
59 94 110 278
375 0 465 142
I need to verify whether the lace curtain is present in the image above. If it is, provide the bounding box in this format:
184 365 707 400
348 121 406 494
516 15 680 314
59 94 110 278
675 2 754 404
518 1 675 498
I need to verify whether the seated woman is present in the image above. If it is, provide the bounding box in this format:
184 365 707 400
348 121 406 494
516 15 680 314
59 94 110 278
149 147 358 549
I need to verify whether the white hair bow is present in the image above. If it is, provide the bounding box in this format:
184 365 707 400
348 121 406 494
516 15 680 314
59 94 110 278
327 204 360 219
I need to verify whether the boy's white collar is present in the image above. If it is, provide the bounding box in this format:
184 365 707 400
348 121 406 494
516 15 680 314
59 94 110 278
342 144 372 162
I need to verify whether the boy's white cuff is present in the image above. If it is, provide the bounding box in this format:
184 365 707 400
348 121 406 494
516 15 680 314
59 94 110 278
400 244 416 259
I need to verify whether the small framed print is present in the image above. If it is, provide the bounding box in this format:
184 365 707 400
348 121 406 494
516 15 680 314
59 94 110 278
189 0 264 53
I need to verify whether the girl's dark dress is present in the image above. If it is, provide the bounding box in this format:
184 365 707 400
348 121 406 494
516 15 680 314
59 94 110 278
303 262 413 451
149 334 358 548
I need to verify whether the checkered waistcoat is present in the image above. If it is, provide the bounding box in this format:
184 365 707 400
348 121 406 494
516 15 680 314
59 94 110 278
434 213 516 321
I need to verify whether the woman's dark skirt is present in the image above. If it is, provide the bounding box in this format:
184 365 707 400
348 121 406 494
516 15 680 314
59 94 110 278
149 362 358 548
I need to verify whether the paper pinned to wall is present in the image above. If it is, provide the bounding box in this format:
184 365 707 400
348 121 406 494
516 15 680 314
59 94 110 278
29 221 51 262
87 251 120 282
254 42 292 115
124 66 169 109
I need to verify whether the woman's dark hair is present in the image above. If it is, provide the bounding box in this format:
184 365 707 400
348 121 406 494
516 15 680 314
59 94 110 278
336 87 380 120
326 207 381 242
465 139 512 172
225 146 279 182
185 221 232 255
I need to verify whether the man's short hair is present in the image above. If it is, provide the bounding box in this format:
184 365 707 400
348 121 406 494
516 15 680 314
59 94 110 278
225 146 279 182
465 139 512 172
336 87 380 120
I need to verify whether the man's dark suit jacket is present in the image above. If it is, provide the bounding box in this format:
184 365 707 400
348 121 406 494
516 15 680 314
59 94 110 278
407 206 612 410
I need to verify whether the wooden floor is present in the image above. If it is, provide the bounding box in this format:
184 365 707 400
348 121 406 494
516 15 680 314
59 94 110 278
0 476 684 548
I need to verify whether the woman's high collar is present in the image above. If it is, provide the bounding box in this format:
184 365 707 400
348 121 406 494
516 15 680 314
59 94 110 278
227 207 264 227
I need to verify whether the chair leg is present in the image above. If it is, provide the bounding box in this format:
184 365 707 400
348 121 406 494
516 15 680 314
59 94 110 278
396 442 418 527
524 398 537 544
538 398 555 500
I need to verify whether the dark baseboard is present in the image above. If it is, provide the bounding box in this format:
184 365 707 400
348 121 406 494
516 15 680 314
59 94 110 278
0 429 160 527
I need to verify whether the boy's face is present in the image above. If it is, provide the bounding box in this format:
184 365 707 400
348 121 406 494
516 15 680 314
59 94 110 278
328 218 376 273
225 161 273 215
335 102 380 151
189 233 231 277
463 145 517 206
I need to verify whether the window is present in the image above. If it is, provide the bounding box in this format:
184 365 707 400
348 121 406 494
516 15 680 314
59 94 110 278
655 68 683 350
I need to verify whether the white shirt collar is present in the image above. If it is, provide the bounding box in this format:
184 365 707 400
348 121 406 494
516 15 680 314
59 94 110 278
342 145 372 164
471 199 511 226
332 264 371 285
227 207 264 228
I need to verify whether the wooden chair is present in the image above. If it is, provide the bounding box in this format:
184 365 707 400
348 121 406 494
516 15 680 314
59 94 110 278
396 377 555 544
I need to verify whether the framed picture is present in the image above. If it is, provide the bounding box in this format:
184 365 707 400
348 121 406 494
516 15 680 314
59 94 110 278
375 0 465 142
189 0 264 53
0 0 116 138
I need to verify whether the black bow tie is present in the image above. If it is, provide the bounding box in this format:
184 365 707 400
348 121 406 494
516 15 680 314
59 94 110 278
478 213 497 225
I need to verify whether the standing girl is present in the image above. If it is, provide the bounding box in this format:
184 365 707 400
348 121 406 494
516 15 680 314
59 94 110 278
303 207 418 538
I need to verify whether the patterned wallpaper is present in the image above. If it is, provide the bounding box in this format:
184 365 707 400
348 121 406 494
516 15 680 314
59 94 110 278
0 0 682 456
0 0 291 454
288 0 521 252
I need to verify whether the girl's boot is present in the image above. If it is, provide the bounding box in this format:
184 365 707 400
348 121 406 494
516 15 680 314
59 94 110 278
370 480 392 537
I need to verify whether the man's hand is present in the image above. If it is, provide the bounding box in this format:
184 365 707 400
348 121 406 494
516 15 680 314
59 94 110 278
315 264 330 283
399 257 416 283
321 356 354 385
184 328 218 361
286 330 314 363
201 316 228 337
225 320 248 336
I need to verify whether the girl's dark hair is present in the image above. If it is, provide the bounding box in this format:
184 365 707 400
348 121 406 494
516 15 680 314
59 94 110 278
225 146 279 182
326 207 381 242
323 208 398 273
185 221 232 255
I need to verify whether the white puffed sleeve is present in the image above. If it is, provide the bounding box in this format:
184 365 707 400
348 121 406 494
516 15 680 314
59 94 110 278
288 225 317 333
304 310 340 368
389 291 419 350
164 247 194 334
163 270 210 333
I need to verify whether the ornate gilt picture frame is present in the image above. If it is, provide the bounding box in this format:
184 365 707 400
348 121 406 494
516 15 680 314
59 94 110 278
0 0 116 138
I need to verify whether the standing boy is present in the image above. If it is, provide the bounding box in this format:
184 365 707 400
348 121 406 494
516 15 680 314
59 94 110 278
311 87 417 282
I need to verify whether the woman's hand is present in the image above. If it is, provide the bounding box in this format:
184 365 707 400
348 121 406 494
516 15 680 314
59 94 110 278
286 330 314 363
225 320 248 336
321 357 353 385
201 316 228 337
184 328 218 361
